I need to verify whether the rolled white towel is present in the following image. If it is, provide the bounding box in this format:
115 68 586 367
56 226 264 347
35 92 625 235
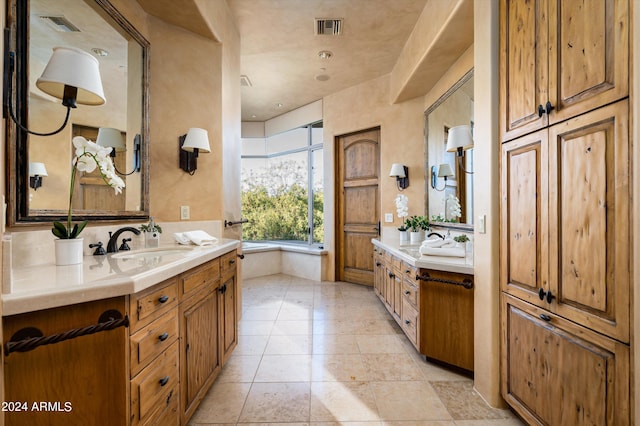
174 230 218 246
419 246 465 257
421 238 455 248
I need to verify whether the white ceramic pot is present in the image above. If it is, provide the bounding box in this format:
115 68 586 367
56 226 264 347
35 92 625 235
145 231 160 248
54 238 84 266
409 231 423 243
399 230 408 242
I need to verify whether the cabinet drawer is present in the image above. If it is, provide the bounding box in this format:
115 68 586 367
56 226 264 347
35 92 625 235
181 259 220 297
220 250 238 276
401 299 419 347
401 280 419 308
401 262 418 282
131 341 180 425
130 279 178 332
130 309 179 377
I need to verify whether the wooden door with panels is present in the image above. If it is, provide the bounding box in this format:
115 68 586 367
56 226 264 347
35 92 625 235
335 128 380 286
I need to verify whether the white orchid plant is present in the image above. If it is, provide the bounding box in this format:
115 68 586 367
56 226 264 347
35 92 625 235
52 136 125 239
446 194 462 222
395 194 409 231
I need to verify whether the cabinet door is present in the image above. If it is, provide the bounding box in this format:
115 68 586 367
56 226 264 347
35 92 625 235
220 271 238 364
392 273 402 321
501 294 630 425
548 0 628 125
500 0 549 142
373 248 384 297
181 288 220 422
547 101 630 342
500 129 549 306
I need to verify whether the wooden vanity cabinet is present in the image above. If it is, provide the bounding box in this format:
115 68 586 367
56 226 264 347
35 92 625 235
220 251 238 364
3 297 129 426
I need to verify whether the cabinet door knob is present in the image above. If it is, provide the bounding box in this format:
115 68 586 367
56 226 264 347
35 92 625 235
538 288 546 300
539 314 552 322
545 101 555 115
538 104 545 117
404 320 411 325
403 290 410 295
159 376 170 387
388 272 395 278
158 332 169 342
158 295 169 304
230 259 236 264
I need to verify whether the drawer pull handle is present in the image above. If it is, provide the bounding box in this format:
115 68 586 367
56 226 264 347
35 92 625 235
158 332 169 342
238 254 245 259
404 320 411 325
388 272 395 278
159 376 170 387
158 295 169 304
230 259 236 264
403 290 410 295
539 314 551 322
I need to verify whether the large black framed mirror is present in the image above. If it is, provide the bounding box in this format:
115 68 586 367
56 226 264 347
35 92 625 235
6 0 150 226
424 69 473 231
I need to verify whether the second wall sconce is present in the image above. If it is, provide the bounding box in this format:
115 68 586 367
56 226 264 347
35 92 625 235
28 161 48 190
446 125 474 174
389 163 409 191
431 163 453 191
180 128 211 175
96 127 141 175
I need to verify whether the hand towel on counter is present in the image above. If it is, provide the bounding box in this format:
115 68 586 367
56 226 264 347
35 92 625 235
420 238 456 248
173 230 218 246
419 245 465 257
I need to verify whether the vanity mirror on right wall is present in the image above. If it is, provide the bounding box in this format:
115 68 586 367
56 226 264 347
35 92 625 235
424 70 474 230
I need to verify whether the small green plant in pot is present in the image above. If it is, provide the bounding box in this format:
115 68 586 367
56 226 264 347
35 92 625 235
139 218 162 248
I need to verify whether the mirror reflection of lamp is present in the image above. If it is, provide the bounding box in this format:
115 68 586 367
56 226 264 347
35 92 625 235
431 163 454 191
389 163 409 191
446 125 474 174
179 128 211 175
4 46 105 136
28 162 48 190
96 127 141 175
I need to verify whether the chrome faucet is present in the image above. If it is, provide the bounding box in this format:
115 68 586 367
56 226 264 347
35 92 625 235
107 227 141 253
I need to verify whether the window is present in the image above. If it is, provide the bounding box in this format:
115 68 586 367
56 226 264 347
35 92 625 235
241 122 323 245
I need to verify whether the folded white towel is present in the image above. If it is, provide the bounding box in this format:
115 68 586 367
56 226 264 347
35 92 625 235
174 230 218 246
421 238 455 248
419 246 465 257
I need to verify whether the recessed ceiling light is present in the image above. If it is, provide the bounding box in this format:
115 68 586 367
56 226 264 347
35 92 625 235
315 74 330 82
318 50 333 59
91 47 109 57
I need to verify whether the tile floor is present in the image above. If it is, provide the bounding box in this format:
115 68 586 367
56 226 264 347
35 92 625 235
189 274 525 425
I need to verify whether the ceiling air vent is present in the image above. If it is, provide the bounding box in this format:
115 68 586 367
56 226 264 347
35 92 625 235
240 75 252 87
39 15 80 32
315 18 342 35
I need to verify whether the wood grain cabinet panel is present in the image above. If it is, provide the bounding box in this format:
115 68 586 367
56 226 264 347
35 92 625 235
500 0 628 142
501 294 630 426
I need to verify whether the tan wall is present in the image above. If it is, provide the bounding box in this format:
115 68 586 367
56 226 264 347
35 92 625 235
322 74 425 281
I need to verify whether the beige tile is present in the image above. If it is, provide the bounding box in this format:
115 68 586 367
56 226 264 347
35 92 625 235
310 381 380 422
239 382 311 423
189 382 251 424
347 319 402 335
454 420 526 426
243 307 281 321
415 358 472 382
239 319 274 335
216 355 261 383
381 422 455 426
255 355 312 382
311 354 369 382
370 381 452 421
278 304 314 320
356 335 408 354
265 334 312 354
271 320 313 335
361 353 424 381
430 381 515 421
313 319 354 334
234 334 269 356
312 334 361 354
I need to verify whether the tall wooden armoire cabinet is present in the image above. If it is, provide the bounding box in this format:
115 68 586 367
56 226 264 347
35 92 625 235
499 0 631 424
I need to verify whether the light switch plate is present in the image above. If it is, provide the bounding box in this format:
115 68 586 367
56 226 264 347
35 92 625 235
180 205 190 220
478 215 486 233
384 213 393 223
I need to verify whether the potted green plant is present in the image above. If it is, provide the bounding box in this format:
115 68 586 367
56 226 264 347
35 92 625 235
139 217 162 248
406 215 423 243
454 234 470 251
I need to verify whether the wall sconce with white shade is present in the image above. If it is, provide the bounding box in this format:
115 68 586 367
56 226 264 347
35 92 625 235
446 125 474 174
28 162 48 190
179 128 211 175
4 45 105 136
96 127 141 175
389 163 409 191
431 163 454 191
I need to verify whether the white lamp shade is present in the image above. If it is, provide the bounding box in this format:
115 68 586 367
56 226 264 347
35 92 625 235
446 125 474 152
97 127 125 151
389 163 406 178
36 46 106 106
437 163 454 177
181 128 211 153
29 162 48 177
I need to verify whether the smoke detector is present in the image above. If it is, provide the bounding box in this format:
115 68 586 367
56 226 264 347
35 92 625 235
315 18 343 35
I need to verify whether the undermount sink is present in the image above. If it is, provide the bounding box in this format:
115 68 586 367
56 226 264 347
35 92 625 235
112 246 195 259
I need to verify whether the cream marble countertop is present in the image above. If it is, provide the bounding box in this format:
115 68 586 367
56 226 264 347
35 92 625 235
372 237 474 275
3 239 239 316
